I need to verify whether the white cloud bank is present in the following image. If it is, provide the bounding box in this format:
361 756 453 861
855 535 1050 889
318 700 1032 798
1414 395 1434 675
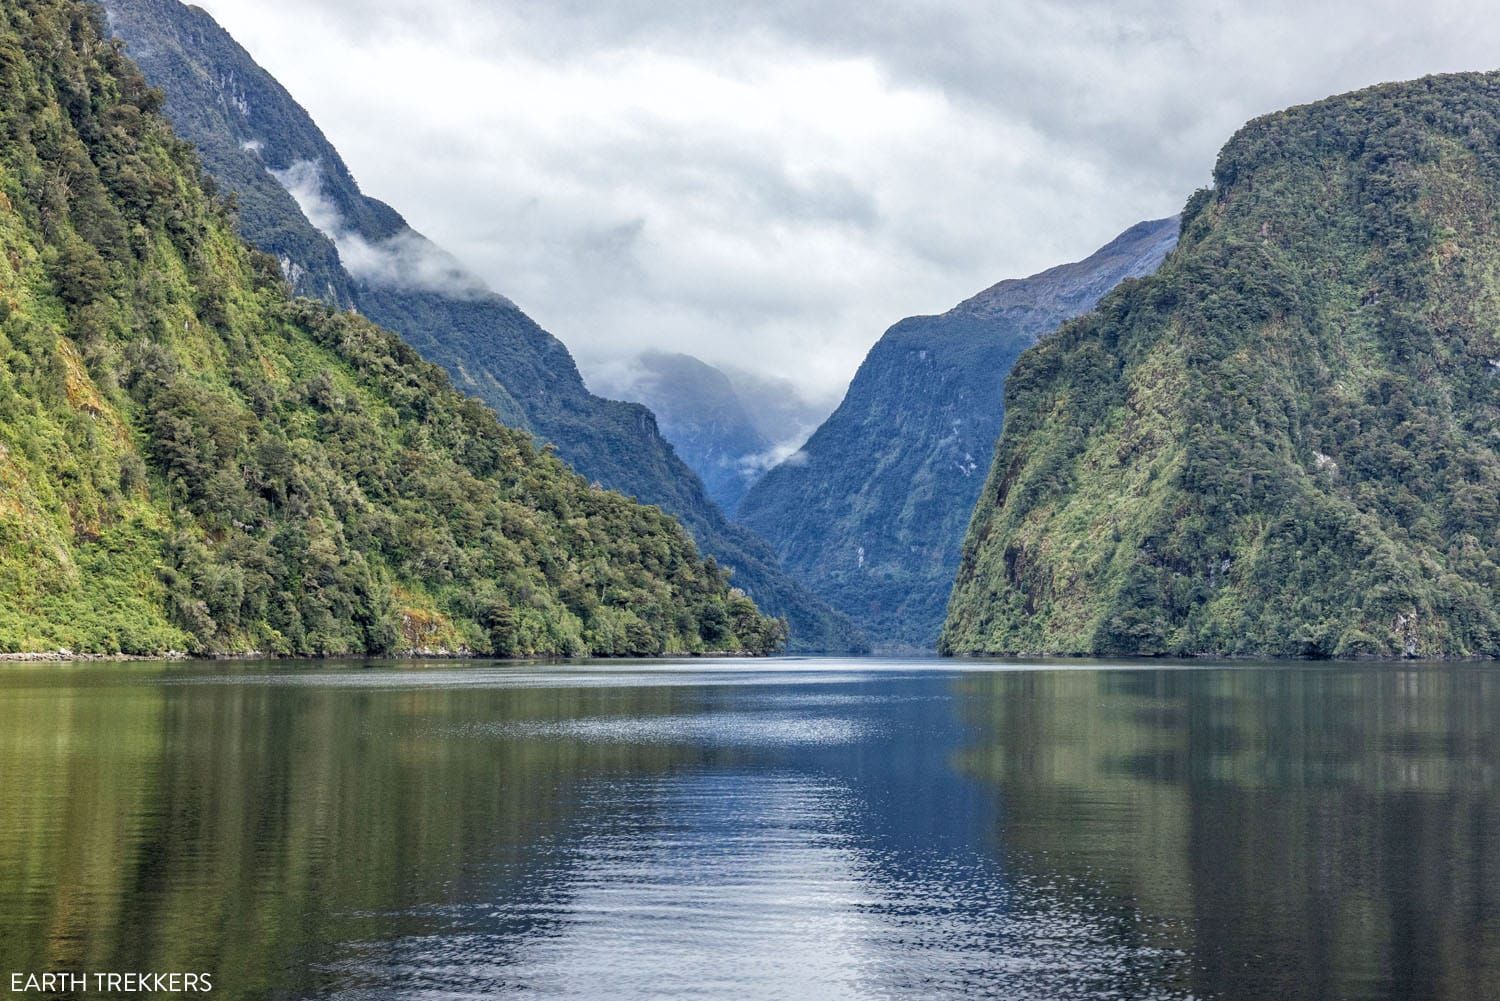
198 0 1500 401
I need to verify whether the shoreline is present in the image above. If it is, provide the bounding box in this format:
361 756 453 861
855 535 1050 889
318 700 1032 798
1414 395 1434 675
4 649 1496 665
0 648 768 663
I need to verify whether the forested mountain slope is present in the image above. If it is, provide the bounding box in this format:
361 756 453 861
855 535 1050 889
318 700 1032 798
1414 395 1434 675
101 0 863 652
739 220 1177 650
944 74 1500 659
0 0 783 657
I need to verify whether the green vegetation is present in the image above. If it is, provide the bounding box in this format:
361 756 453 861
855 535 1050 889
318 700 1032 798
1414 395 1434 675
740 219 1177 652
101 0 862 653
0 0 784 656
944 74 1500 659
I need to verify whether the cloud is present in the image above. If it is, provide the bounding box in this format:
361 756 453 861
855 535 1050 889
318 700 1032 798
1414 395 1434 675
337 229 489 299
738 440 810 478
198 0 1500 400
267 158 488 299
587 353 826 476
266 159 341 234
770 449 811 471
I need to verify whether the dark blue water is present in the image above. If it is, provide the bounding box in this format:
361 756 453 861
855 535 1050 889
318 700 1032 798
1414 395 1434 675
2 658 1498 999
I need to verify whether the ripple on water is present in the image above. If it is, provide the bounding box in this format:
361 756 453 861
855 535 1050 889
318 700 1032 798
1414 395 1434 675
316 772 1196 1001
458 712 873 747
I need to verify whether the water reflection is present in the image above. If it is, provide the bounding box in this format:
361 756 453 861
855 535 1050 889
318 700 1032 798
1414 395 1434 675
0 665 705 998
0 660 1496 999
958 667 1500 1000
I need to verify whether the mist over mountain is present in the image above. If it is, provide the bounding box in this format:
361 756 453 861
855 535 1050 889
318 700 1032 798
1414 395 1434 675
0 0 782 657
592 352 770 515
592 352 830 514
102 0 863 652
718 364 832 464
944 74 1500 659
739 218 1179 651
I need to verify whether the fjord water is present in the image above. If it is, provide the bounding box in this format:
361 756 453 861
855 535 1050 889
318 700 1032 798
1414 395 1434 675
2 660 1498 1000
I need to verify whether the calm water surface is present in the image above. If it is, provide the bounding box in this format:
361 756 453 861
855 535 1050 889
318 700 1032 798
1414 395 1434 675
2 658 1499 1000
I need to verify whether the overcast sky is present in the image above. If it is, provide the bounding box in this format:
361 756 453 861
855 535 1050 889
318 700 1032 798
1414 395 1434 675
196 0 1494 404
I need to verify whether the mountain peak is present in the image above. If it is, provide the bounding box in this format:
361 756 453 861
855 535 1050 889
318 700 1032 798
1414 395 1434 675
951 216 1179 326
738 218 1178 651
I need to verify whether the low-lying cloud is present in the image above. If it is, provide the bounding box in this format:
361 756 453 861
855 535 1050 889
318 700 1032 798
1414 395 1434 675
739 441 810 478
268 158 488 299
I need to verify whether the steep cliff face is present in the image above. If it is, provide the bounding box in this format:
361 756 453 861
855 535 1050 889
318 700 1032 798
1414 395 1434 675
0 0 783 657
101 0 863 652
739 220 1178 650
944 74 1500 659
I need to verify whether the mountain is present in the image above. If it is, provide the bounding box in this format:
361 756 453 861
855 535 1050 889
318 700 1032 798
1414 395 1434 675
718 364 830 456
0 0 784 657
738 220 1179 651
593 351 780 515
943 74 1500 659
100 0 863 653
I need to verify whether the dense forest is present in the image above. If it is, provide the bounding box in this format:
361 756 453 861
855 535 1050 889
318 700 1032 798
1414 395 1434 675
100 0 864 654
944 73 1500 659
0 0 784 657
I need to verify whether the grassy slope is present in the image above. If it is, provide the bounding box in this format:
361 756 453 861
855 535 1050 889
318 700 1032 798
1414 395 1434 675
0 0 783 657
944 74 1500 659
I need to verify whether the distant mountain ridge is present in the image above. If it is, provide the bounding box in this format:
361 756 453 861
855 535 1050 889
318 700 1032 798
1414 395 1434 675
953 220 1181 330
944 74 1500 659
102 0 863 652
717 364 831 457
593 351 825 515
739 219 1179 650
